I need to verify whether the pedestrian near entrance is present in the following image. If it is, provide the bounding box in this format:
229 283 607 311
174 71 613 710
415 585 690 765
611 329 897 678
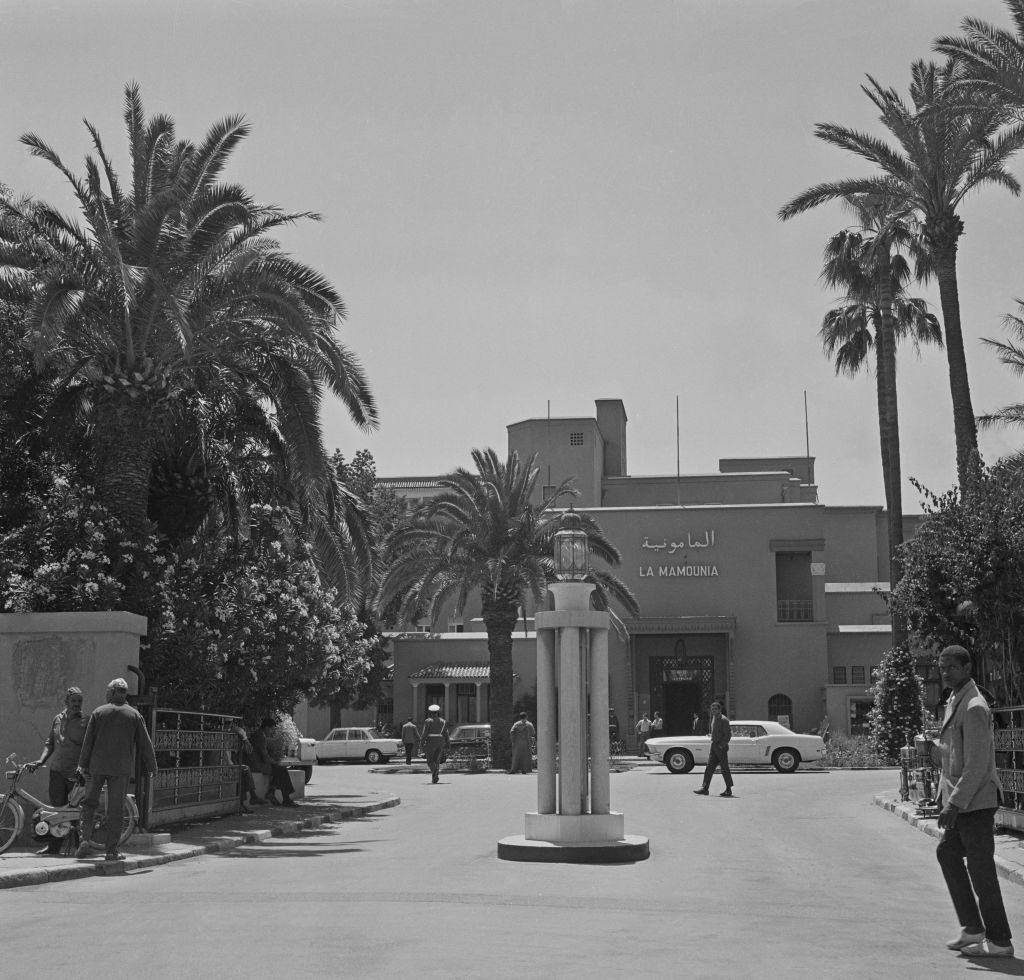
509 712 536 774
74 678 157 861
651 712 664 736
636 713 652 754
422 704 449 784
27 686 87 855
401 717 419 765
694 701 733 797
929 645 1013 958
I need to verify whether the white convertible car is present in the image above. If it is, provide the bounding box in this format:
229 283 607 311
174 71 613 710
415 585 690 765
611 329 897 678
644 721 825 774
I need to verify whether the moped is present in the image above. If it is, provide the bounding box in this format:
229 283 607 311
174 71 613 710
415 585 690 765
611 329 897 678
0 753 137 856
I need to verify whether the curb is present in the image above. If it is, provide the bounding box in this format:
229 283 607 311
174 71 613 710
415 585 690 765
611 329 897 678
0 796 400 890
873 793 1024 889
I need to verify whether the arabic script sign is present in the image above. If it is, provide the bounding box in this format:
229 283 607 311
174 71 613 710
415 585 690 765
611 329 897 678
639 530 720 579
641 531 716 554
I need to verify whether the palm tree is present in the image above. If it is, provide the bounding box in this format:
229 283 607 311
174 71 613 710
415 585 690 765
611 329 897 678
978 301 1024 470
779 59 1024 487
376 448 639 769
935 2 1024 112
0 84 377 593
816 197 941 632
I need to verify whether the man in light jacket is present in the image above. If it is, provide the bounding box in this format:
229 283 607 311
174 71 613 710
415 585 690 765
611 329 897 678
930 645 1012 958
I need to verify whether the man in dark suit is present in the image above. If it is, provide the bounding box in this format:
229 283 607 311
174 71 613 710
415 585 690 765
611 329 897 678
694 701 733 797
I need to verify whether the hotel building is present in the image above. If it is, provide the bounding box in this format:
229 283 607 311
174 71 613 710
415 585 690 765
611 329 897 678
300 398 928 743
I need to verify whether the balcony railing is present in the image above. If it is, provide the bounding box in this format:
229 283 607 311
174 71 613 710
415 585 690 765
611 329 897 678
777 599 813 622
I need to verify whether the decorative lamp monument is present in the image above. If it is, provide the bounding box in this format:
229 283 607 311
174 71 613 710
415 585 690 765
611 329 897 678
498 508 650 862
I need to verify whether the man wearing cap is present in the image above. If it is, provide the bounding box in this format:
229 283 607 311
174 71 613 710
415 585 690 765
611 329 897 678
27 686 87 855
75 678 157 861
421 704 450 784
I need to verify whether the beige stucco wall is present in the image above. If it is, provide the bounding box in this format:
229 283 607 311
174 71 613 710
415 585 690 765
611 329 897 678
0 612 146 793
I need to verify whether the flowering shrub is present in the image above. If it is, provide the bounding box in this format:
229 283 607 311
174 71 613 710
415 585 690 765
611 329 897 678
143 516 379 720
0 470 157 612
868 645 925 763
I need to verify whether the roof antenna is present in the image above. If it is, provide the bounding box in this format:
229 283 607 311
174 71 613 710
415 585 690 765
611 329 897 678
676 395 681 507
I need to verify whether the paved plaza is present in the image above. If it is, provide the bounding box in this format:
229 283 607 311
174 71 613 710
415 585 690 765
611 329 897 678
4 762 1024 979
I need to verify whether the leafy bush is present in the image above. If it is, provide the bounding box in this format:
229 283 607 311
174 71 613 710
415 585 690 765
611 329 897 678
821 733 890 768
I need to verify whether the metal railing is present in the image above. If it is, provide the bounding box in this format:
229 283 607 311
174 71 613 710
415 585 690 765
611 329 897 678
777 600 813 622
133 689 243 829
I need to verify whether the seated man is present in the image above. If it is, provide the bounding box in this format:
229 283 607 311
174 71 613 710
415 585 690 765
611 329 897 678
250 718 297 807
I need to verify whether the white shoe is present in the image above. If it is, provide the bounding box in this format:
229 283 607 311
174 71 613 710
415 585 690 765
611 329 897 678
961 940 1014 958
946 929 985 950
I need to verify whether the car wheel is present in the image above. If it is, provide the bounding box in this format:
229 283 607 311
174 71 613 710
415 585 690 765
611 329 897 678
772 748 801 773
366 749 384 764
664 748 694 774
302 766 313 784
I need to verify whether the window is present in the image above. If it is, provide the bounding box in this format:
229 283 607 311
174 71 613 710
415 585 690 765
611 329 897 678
833 666 848 685
569 432 584 446
775 552 813 621
768 693 793 722
851 666 866 685
454 683 477 723
425 684 446 715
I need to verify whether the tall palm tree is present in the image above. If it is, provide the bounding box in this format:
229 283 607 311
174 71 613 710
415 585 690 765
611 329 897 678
936 1 1024 112
816 197 941 630
0 84 377 591
779 59 1024 487
978 301 1024 471
376 448 639 769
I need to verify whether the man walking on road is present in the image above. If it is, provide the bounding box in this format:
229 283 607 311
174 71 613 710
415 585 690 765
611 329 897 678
930 645 1013 958
421 704 449 784
694 701 733 797
27 686 87 855
401 717 419 765
75 678 157 861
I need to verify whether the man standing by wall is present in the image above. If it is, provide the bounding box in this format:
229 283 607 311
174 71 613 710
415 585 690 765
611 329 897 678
27 686 87 855
74 678 157 861
931 645 1013 958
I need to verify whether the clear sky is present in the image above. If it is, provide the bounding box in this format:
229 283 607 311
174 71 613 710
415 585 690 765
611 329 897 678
2 0 1022 510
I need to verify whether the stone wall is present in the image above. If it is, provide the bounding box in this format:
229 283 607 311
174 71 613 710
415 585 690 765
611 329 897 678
0 612 147 787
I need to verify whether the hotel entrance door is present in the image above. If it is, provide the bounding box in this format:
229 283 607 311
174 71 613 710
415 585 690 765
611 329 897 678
651 655 714 736
663 681 701 734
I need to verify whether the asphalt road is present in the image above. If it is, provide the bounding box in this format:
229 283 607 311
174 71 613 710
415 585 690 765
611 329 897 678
4 762 1024 980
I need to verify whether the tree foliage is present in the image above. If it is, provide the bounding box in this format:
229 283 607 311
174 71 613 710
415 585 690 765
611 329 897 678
890 464 1024 706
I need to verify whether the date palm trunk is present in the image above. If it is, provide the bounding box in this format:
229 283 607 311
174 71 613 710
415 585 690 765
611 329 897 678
874 262 907 647
931 234 979 488
92 395 159 612
483 595 519 770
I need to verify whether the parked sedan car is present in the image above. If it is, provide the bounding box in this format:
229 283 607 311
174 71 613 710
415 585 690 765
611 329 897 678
644 721 825 774
280 737 318 783
315 727 403 764
448 724 491 750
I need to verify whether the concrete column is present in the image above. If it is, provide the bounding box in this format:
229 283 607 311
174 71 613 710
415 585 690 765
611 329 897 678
536 627 557 815
589 627 610 815
475 681 483 722
444 680 451 717
558 625 584 816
